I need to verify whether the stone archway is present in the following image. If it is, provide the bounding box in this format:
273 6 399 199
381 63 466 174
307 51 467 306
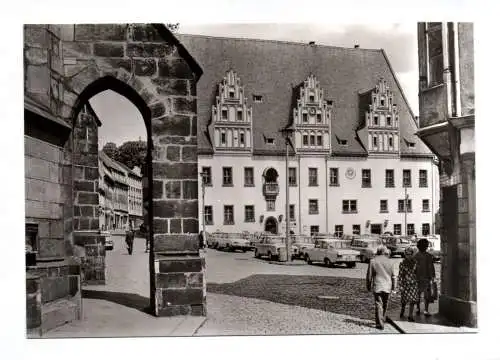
25 24 205 319
264 217 278 234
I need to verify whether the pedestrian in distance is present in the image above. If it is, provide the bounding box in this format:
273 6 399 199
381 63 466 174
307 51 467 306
125 220 135 255
398 246 419 321
366 245 398 330
414 238 436 316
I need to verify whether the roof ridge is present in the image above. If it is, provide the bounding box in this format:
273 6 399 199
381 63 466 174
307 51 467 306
178 33 383 52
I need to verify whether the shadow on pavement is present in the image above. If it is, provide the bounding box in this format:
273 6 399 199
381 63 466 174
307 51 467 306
82 289 152 315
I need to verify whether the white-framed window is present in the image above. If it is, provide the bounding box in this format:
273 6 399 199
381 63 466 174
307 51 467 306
244 167 254 187
329 168 339 186
407 223 415 235
201 167 212 186
334 225 344 238
422 223 430 236
310 225 319 236
342 200 357 213
352 224 361 235
422 199 430 212
222 167 233 186
244 205 255 222
309 168 318 186
309 199 319 214
223 205 234 225
385 169 394 187
419 169 428 187
289 204 296 221
204 206 213 225
362 169 371 188
393 224 401 235
403 169 412 187
398 199 412 213
289 167 297 186
380 200 388 213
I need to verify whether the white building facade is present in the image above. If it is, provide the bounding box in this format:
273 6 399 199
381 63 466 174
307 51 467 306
177 34 439 237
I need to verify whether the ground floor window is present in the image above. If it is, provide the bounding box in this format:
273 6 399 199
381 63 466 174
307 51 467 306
204 206 213 225
421 223 430 236
407 223 415 235
224 205 234 225
310 225 319 236
393 224 401 235
334 225 343 238
244 205 255 222
352 224 361 235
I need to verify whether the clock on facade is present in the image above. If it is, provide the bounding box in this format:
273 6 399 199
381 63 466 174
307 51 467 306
345 167 356 179
309 108 316 115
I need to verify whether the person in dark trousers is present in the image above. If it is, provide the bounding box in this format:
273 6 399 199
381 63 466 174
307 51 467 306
199 231 206 250
125 221 135 255
414 238 436 316
366 245 398 330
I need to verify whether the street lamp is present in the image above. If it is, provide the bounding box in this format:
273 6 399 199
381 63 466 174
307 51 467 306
199 172 206 238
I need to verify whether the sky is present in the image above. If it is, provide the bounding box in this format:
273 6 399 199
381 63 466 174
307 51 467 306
90 23 418 149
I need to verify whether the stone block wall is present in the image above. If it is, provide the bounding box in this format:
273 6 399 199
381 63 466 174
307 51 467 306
25 136 71 260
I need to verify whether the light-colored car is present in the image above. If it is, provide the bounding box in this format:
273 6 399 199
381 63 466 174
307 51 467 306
350 237 383 263
291 235 315 259
303 238 361 268
209 232 251 252
254 235 298 261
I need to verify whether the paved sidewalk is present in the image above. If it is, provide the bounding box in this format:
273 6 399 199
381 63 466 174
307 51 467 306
386 298 477 334
42 292 399 337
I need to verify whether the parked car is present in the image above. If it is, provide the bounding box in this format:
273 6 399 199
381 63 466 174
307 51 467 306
350 236 383 263
254 235 298 261
385 236 412 257
303 238 360 268
290 235 315 260
209 232 251 252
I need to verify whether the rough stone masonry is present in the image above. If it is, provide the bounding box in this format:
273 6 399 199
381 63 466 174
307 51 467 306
25 24 206 327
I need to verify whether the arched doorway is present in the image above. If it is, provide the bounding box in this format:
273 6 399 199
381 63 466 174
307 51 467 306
58 24 204 318
264 217 278 234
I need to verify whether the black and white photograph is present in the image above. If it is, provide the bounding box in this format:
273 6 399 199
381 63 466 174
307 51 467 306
4 1 498 358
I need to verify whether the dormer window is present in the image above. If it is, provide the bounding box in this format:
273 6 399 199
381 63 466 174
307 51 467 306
221 131 226 145
253 95 263 103
316 113 321 122
302 113 308 123
373 115 379 126
309 95 314 102
229 90 235 99
408 142 415 149
240 132 245 145
317 135 323 146
310 135 315 146
221 109 228 120
387 116 392 126
339 139 347 146
265 136 275 145
389 136 393 147
327 100 333 106
303 135 309 146
237 110 243 121
380 97 385 106
373 136 378 147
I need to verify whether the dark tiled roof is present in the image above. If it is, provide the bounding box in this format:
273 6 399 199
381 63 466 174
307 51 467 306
177 34 432 157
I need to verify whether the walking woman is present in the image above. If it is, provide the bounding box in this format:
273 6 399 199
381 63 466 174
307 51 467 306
415 238 436 316
398 246 419 321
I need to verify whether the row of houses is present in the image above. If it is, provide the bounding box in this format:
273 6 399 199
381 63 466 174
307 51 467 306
98 150 143 231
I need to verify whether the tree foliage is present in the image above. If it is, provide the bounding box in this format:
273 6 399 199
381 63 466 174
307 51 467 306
102 142 119 160
115 140 147 171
